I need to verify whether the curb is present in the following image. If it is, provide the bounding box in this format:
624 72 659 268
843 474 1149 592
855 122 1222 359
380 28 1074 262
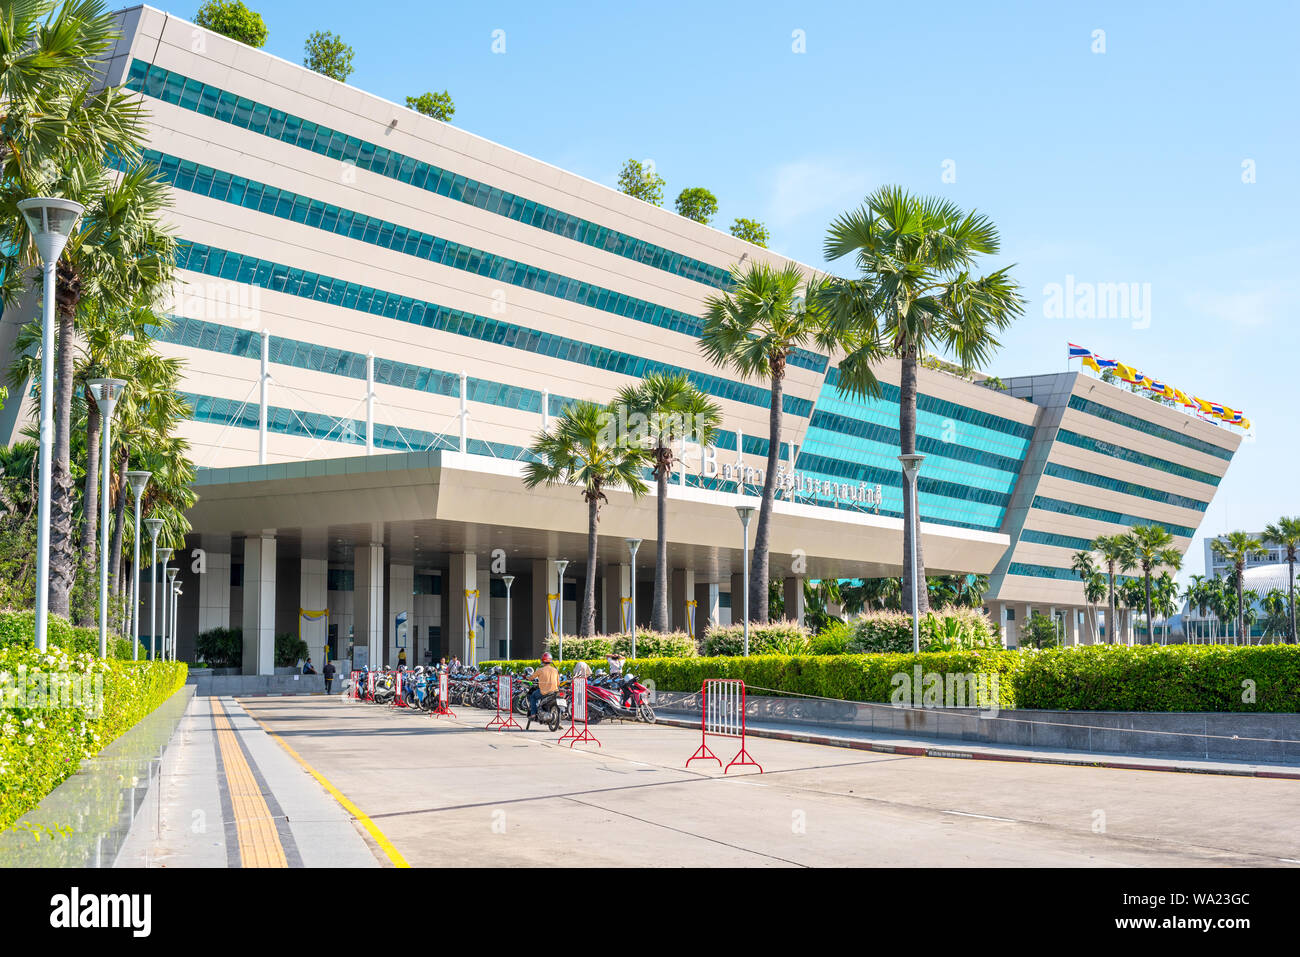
653 714 1300 781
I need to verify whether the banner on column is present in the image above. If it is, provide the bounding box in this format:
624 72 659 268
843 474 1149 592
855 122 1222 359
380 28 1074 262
619 596 632 633
547 593 560 636
686 599 697 636
464 590 479 644
299 607 328 664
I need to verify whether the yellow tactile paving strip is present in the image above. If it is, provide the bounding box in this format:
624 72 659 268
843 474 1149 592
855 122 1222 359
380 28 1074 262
212 697 288 868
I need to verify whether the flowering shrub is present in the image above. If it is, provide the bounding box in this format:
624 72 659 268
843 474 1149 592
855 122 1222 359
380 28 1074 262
815 607 1001 654
545 631 697 659
702 620 811 656
0 610 187 832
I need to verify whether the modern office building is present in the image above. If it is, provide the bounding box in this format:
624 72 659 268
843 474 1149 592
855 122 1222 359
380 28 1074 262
0 6 1244 670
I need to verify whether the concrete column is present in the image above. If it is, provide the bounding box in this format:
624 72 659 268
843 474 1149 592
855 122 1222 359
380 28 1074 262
300 556 328 666
672 568 695 632
705 583 720 627
198 550 231 634
354 541 384 670
783 577 806 627
387 563 413 668
241 533 276 676
476 559 491 661
530 558 564 654
603 564 628 634
449 552 477 665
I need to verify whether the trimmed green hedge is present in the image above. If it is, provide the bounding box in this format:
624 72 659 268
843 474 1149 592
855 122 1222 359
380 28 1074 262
702 620 810 656
546 630 697 659
1013 644 1300 712
0 610 189 831
482 643 1300 713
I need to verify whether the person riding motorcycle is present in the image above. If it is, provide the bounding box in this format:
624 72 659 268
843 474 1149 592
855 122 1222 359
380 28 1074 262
529 652 559 718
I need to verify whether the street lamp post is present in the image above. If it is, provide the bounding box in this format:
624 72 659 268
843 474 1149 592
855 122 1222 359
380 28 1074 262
166 567 179 660
735 505 756 656
157 548 172 662
126 472 151 660
625 538 641 655
898 453 926 654
555 559 569 661
86 379 127 657
17 198 84 654
502 575 515 660
144 521 164 659
172 582 182 661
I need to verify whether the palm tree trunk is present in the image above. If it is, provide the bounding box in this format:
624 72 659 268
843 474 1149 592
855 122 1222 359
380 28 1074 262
1289 555 1296 643
900 350 929 616
750 360 784 624
1144 572 1153 647
1237 568 1245 644
1107 567 1116 645
651 459 670 632
108 450 128 605
81 398 101 554
48 297 79 617
581 495 599 637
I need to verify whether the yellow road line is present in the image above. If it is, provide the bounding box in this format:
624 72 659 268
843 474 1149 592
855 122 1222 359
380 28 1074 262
242 706 410 868
212 698 287 868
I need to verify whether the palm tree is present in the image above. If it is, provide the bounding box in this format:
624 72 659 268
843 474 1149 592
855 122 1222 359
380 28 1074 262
1152 570 1178 644
1183 574 1207 642
1262 517 1300 642
1117 525 1182 645
700 260 831 623
1091 534 1128 643
820 186 1025 617
1071 550 1103 642
613 372 721 632
1260 589 1289 641
2 157 174 616
1210 532 1266 645
1083 571 1107 643
522 401 649 637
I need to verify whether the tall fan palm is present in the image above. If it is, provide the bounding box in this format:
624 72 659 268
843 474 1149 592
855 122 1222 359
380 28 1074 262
1091 533 1128 643
523 401 649 637
820 186 1025 616
1083 571 1107 643
1071 550 1099 642
613 372 722 632
2 160 175 616
1210 531 1267 644
700 260 832 623
1183 574 1208 642
1117 525 1182 645
1262 517 1300 642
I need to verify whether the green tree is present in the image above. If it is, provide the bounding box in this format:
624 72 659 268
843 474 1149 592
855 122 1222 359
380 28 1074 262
522 401 649 637
304 30 354 82
194 0 268 48
674 187 718 225
613 373 721 632
1071 549 1102 641
820 186 1025 617
729 218 769 247
701 261 831 623
616 159 664 206
1210 532 1267 644
1183 574 1208 641
2 6 175 618
1117 524 1182 645
1020 611 1059 649
406 91 455 122
1090 533 1128 643
1262 516 1300 641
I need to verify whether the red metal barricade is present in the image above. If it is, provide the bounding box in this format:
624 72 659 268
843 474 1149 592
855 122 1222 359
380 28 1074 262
392 669 408 707
365 670 376 702
350 670 361 699
685 679 761 773
559 676 600 748
430 670 456 717
486 675 522 730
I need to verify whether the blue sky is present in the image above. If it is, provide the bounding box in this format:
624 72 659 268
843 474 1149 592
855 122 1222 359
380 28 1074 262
173 0 1298 580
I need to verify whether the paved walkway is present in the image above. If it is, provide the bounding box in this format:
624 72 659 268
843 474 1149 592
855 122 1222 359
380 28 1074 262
116 695 379 868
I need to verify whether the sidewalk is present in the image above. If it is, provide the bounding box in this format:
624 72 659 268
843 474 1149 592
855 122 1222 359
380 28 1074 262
116 695 380 867
654 712 1300 780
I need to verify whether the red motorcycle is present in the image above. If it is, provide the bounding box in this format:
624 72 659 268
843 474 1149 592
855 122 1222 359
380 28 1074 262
584 671 655 723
